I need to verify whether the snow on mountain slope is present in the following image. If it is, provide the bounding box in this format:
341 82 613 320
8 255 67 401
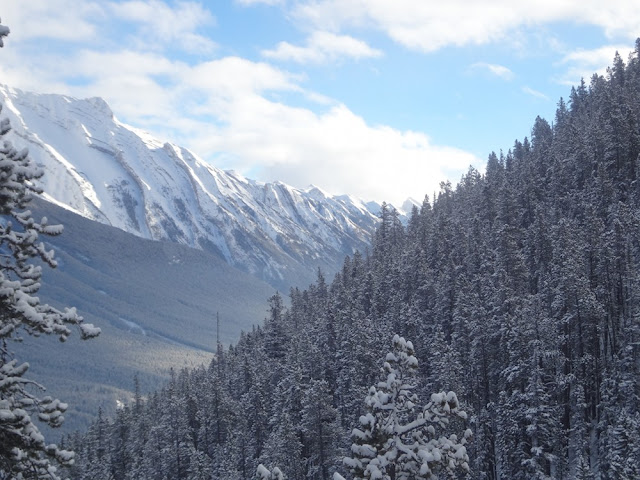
0 85 379 288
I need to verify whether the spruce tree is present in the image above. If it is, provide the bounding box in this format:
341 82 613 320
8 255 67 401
0 21 100 479
344 335 471 480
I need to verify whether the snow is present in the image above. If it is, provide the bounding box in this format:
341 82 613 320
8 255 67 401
56 449 75 463
399 197 421 215
256 464 284 480
257 464 271 478
0 408 16 421
79 323 101 339
118 121 164 150
42 223 64 235
305 184 330 199
0 84 380 281
345 336 471 480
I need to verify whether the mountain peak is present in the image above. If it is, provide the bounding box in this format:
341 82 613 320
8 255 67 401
305 184 330 200
400 197 421 215
86 96 114 118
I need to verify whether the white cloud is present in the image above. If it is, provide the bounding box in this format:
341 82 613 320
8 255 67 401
0 0 103 42
0 0 216 54
557 44 634 85
289 0 640 53
522 86 550 101
109 0 217 54
197 102 477 205
188 57 301 96
1 40 476 203
263 31 383 64
469 62 514 80
0 0 478 204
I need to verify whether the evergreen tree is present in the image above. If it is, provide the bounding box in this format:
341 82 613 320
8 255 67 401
301 379 341 480
0 22 100 479
260 413 304 480
344 335 471 479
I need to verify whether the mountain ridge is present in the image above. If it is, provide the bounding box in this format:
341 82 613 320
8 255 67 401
0 84 383 289
16 196 278 435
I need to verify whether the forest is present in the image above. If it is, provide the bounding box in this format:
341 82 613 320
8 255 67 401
2 30 640 480
58 42 640 480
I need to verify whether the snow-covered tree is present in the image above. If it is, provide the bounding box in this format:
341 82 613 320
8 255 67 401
48 43 640 480
302 379 342 480
0 18 8 47
257 463 285 480
260 413 304 480
0 21 100 479
344 334 471 479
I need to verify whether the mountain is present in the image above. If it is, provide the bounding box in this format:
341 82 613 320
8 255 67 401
0 84 379 291
0 84 384 436
14 197 277 435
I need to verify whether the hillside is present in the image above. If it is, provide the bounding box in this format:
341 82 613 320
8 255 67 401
0 85 385 436
65 46 640 479
13 197 276 434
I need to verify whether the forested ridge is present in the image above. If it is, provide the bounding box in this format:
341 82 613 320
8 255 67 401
64 44 640 479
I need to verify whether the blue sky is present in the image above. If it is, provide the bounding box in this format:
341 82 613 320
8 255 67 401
0 1 638 205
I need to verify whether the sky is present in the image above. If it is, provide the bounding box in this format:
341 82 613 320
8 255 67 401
0 1 639 206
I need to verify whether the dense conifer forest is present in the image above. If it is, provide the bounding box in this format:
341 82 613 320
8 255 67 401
63 44 640 479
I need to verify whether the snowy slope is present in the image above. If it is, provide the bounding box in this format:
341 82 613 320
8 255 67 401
0 85 380 288
19 197 276 435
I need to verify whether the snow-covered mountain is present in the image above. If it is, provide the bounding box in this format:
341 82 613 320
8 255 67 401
0 85 380 288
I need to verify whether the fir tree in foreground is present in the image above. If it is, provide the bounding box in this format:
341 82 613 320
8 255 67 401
0 21 100 479
342 334 471 480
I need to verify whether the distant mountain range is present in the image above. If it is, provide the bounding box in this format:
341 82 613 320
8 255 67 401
0 84 388 290
19 197 275 435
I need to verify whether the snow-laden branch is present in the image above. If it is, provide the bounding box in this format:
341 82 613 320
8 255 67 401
343 334 472 479
0 67 100 477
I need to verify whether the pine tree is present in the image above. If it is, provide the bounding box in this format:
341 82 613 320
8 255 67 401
344 335 471 480
51 43 640 480
260 413 304 480
301 379 341 480
0 22 100 479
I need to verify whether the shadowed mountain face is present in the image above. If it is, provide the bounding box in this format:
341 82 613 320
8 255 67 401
0 85 379 291
13 198 277 435
33 197 276 348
